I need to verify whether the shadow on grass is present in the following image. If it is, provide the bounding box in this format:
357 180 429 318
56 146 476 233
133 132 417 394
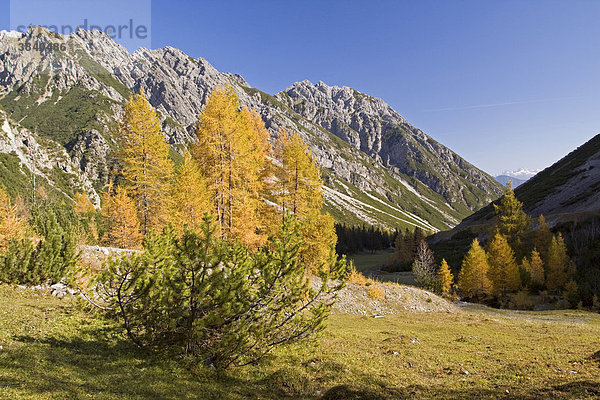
1 326 326 399
590 350 600 365
322 380 600 400
2 326 599 399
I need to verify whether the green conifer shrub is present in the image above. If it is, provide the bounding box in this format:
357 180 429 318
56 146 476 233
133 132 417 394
95 214 346 369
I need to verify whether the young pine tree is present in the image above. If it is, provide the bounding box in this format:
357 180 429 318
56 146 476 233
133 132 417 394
119 90 174 235
96 214 346 369
487 233 521 297
101 186 142 249
458 238 492 300
169 152 213 235
438 259 454 294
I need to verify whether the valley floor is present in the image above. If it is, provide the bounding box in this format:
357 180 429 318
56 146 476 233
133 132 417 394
0 285 599 399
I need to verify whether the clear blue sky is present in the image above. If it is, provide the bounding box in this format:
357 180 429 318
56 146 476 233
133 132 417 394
2 0 600 175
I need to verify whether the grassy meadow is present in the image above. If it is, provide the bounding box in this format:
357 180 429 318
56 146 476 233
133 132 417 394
1 285 599 399
349 249 416 286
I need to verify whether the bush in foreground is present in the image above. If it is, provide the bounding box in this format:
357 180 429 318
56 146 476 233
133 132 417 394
95 215 346 369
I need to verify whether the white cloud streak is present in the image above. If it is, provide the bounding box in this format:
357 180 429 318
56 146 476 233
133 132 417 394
424 95 591 112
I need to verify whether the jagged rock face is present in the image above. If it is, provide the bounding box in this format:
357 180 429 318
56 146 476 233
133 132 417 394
278 81 404 156
0 26 503 229
277 81 502 207
69 129 111 186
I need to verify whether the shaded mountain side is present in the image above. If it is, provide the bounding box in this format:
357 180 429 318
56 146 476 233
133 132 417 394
0 26 503 230
432 133 600 257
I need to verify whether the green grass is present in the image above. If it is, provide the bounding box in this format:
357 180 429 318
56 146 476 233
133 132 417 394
349 249 416 285
2 284 599 399
348 249 394 272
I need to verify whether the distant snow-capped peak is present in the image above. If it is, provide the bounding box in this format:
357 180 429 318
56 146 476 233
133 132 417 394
500 168 541 179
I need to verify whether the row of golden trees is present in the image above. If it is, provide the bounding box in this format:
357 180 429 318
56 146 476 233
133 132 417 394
100 87 335 268
457 185 576 302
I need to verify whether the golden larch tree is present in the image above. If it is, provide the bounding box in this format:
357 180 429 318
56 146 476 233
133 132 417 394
101 186 142 249
487 233 521 297
493 182 530 258
438 258 454 294
192 87 270 248
457 238 492 300
273 130 323 216
0 187 29 252
534 214 552 264
170 152 213 235
74 192 96 215
119 90 173 235
272 129 336 269
528 249 545 288
74 191 99 244
546 233 570 292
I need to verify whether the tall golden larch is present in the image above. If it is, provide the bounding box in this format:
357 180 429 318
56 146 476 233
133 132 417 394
272 129 336 269
457 238 492 300
170 152 213 235
438 259 454 294
192 87 269 248
487 233 521 297
534 214 552 263
528 249 545 288
546 233 569 292
119 90 173 235
493 183 530 259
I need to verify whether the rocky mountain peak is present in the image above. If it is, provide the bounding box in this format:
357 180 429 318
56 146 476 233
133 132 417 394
277 80 501 208
0 27 503 229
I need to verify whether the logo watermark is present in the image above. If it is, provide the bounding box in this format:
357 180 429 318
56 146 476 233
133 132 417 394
9 0 151 52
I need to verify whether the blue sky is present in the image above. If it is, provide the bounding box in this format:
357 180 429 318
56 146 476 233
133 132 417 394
2 0 600 175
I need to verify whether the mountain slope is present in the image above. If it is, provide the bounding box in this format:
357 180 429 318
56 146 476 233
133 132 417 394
276 81 502 216
0 27 503 230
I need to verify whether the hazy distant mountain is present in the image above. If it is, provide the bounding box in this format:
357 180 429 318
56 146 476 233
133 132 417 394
0 26 503 230
494 175 526 187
